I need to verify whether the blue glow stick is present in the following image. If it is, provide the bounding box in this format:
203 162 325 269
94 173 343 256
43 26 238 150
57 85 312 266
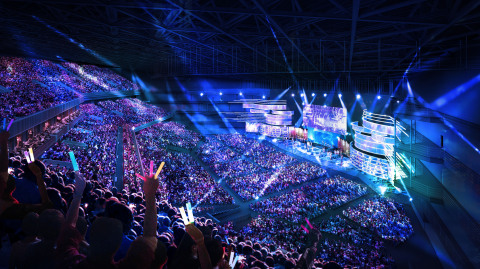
6 119 13 131
69 151 79 171
2 118 5 130
186 202 194 223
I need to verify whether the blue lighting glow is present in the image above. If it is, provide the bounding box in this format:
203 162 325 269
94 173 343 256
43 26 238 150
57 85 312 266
300 93 304 97
312 93 315 97
220 92 223 96
292 93 295 97
377 95 381 100
200 92 204 96
338 93 342 98
239 92 243 96
324 93 327 97
356 94 361 99
262 95 265 99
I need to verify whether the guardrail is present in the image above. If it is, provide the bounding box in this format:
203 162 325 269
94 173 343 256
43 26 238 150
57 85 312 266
8 98 83 138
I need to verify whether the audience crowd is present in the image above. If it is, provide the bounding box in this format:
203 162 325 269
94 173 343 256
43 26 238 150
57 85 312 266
0 57 139 119
196 137 238 165
0 62 410 268
250 176 367 223
343 197 414 243
227 162 326 200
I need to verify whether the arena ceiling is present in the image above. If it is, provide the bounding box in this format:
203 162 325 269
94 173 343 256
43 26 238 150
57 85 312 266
0 0 479 81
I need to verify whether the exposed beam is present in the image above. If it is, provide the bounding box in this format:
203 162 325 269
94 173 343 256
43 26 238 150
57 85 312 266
360 0 427 18
165 0 284 68
251 0 318 72
4 1 448 26
349 0 360 71
378 0 480 79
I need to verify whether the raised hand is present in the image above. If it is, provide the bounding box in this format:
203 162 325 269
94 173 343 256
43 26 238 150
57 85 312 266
74 171 87 197
143 174 159 198
28 162 42 178
186 223 205 244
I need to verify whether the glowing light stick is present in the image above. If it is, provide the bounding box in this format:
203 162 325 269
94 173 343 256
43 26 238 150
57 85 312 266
305 218 313 229
6 119 13 131
68 151 79 171
135 173 146 181
28 148 35 162
186 202 194 223
301 224 309 233
154 162 165 179
229 252 234 266
149 160 154 176
24 151 31 163
179 207 189 224
2 118 5 130
229 252 239 268
231 256 239 268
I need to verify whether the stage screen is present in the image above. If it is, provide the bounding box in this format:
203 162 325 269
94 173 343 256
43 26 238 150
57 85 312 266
303 105 347 135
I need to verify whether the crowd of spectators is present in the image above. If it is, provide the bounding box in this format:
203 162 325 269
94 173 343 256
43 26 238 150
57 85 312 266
210 159 262 179
195 137 238 165
136 122 202 151
97 98 168 124
250 176 367 223
343 197 414 243
12 109 82 157
40 103 123 187
0 57 140 119
0 57 78 118
137 144 234 205
227 162 326 200
62 63 139 93
317 215 379 246
214 134 262 152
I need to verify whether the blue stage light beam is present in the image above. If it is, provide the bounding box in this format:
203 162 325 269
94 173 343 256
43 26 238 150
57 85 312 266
274 86 291 100
208 97 236 133
431 73 480 109
293 98 304 127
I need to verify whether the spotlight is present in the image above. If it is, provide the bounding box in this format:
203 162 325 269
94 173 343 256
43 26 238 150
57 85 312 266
356 94 361 99
255 196 259 200
200 92 204 96
220 92 223 96
324 93 327 97
338 93 342 98
262 95 265 99
239 92 243 96
302 102 305 106
377 95 381 100
292 93 295 97
379 186 387 195
131 127 135 131
409 197 413 202
312 93 315 97
300 93 304 97
323 105 327 107
397 100 400 103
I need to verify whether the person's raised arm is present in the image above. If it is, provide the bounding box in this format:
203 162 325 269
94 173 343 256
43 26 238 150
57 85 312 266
65 171 86 227
186 223 212 269
142 174 158 237
28 162 51 205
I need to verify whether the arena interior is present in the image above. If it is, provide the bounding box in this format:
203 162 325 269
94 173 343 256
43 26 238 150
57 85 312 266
0 1 480 268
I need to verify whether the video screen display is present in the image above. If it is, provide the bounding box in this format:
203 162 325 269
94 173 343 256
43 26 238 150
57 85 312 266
303 105 347 135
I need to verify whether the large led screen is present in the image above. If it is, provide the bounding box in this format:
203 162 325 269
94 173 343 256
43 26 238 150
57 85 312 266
303 105 347 135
